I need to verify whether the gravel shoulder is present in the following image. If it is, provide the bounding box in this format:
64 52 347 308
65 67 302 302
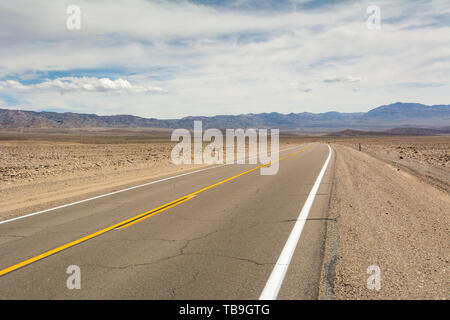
334 136 450 193
319 144 449 299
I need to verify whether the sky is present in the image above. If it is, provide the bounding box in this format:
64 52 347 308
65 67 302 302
0 0 449 119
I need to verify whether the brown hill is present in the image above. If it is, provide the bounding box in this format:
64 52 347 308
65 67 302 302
1 102 449 130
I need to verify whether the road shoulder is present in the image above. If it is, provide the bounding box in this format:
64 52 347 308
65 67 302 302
319 144 449 299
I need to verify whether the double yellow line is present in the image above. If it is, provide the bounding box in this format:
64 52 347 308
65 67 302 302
0 144 312 277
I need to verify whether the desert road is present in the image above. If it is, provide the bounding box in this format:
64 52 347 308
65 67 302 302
0 143 334 299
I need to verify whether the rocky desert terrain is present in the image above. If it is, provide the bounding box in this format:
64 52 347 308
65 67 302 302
0 139 195 220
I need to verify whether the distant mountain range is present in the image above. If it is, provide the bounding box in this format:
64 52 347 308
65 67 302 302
0 102 449 132
330 127 450 137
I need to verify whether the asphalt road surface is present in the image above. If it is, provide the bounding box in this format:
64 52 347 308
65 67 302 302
0 143 334 299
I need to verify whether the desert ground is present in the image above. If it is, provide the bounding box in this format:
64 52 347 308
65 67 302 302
330 136 450 193
0 130 295 221
319 135 449 299
0 130 448 299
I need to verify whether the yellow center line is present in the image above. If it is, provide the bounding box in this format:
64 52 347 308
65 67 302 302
0 144 312 278
116 196 194 229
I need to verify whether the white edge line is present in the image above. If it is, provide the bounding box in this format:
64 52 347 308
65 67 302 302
0 144 304 225
259 144 333 300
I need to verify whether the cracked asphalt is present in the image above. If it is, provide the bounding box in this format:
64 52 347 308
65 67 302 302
0 143 334 299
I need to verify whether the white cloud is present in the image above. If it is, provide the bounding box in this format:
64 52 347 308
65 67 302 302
0 77 166 94
324 76 362 84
